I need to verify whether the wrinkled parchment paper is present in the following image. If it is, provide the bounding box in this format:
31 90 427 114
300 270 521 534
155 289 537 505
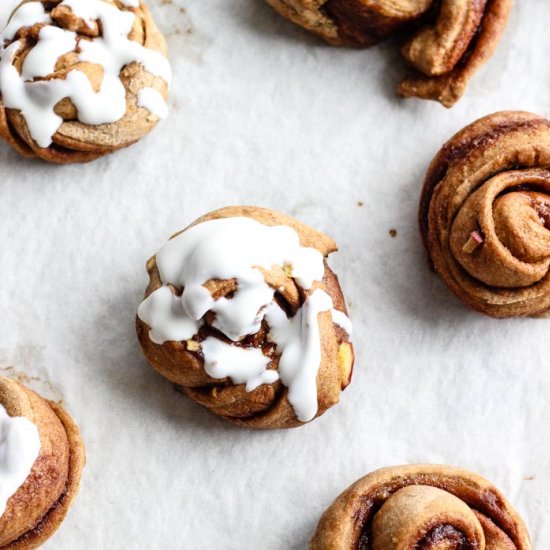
0 1 548 548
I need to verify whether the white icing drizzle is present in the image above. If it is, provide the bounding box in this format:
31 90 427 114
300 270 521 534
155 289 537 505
331 308 353 335
138 217 352 422
2 2 51 41
137 87 168 120
0 0 21 32
139 285 201 345
0 403 41 518
0 0 171 147
265 289 337 421
201 338 277 392
22 26 76 80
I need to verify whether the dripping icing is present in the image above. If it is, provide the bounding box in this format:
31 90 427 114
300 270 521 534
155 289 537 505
201 338 277 392
0 1 22 33
138 88 169 120
0 0 171 148
0 403 41 518
2 2 51 41
137 217 352 422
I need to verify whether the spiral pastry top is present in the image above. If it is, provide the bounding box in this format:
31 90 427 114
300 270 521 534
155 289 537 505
420 111 550 318
0 0 171 163
0 375 85 549
310 464 531 550
265 0 511 107
136 206 354 429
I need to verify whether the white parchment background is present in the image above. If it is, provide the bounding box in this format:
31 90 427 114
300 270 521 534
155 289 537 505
0 0 548 548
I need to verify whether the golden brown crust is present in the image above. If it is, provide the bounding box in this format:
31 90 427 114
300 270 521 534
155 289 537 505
265 0 341 44
265 0 431 45
398 0 512 107
324 0 432 46
420 111 550 318
136 206 354 429
0 376 85 550
265 0 511 106
0 0 169 164
309 464 531 550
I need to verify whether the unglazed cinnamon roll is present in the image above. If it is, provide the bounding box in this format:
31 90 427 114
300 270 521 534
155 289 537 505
136 206 354 429
420 111 550 318
0 375 85 549
0 0 171 163
265 0 511 107
310 464 531 550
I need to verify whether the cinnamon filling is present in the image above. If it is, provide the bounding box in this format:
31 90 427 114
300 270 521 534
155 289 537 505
535 199 550 228
415 525 474 549
12 486 68 547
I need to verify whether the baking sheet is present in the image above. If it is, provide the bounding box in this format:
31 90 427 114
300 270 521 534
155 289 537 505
0 0 549 548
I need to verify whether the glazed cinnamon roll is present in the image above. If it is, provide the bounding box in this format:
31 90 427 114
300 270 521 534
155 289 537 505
420 111 550 318
265 0 511 107
0 0 171 163
0 375 85 549
136 206 354 429
310 464 531 550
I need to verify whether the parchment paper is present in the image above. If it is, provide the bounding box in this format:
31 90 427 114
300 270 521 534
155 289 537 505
0 0 548 548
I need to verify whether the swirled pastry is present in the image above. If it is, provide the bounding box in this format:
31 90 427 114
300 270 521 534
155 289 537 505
265 0 511 107
0 375 85 549
420 111 550 318
0 0 171 163
136 206 354 429
310 464 531 550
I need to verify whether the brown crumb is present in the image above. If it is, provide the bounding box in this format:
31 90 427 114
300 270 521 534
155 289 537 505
357 201 364 207
523 475 535 481
389 229 397 238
